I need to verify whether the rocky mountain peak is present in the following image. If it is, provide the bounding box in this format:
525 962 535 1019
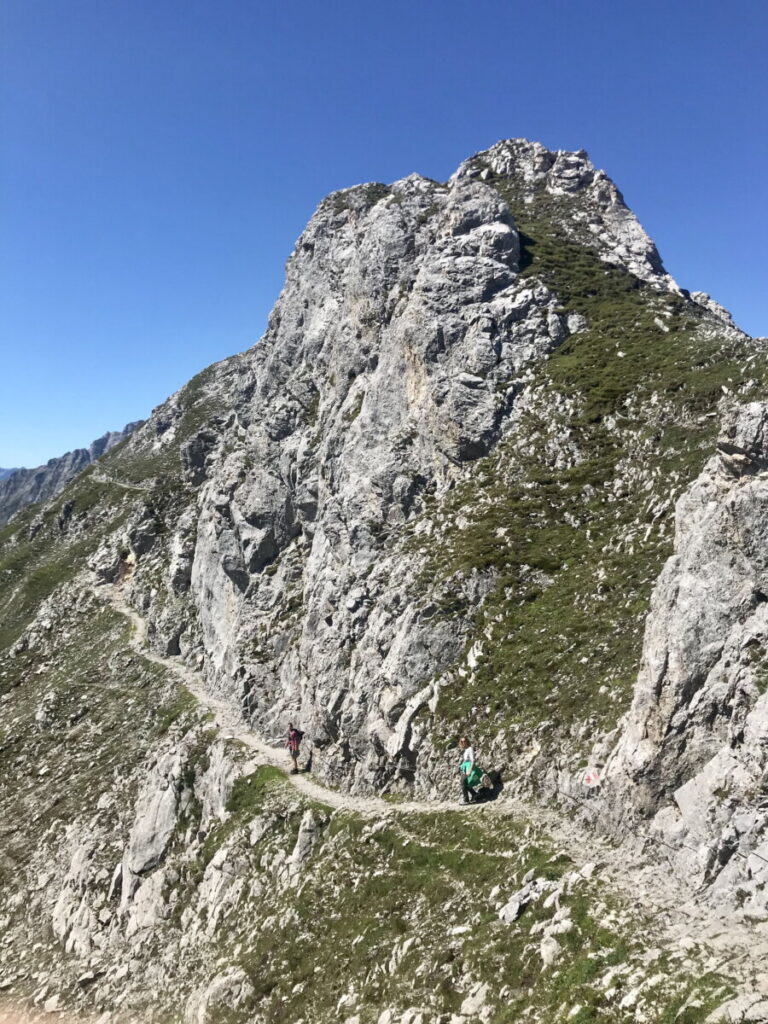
456 137 594 192
1 142 767 1023
88 422 143 462
0 420 142 525
454 137 679 291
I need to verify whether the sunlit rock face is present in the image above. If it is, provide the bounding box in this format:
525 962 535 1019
608 403 768 905
140 162 572 791
453 138 679 289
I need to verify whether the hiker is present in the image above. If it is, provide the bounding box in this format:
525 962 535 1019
458 735 484 804
286 723 304 775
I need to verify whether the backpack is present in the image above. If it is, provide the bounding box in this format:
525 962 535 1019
461 760 484 789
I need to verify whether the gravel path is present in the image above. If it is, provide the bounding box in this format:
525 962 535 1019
90 472 152 493
93 580 768 1015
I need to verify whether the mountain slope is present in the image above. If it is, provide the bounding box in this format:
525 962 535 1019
1 139 767 1022
85 146 765 793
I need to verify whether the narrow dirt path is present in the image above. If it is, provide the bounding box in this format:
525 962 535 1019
91 471 152 493
100 583 466 816
93 580 768 1007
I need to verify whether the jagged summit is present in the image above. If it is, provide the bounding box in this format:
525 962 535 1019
315 138 734 318
453 138 677 291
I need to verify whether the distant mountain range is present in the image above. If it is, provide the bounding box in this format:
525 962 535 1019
0 423 142 524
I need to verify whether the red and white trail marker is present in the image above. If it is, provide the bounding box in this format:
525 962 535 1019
582 766 602 788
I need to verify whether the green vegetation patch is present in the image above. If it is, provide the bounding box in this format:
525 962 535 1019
152 685 198 736
406 164 768 748
0 601 199 854
332 182 392 214
0 475 135 652
227 763 287 813
157 786 729 1024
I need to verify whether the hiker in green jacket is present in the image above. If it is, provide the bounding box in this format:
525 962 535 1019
458 735 483 804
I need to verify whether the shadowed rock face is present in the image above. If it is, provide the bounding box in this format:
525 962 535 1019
0 423 142 525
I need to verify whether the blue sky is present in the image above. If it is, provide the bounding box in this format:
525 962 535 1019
2 0 767 467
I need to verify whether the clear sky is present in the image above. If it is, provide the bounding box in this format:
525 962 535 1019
2 0 767 467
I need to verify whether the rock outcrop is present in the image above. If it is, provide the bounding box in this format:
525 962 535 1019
92 140 754 801
89 161 585 794
1 138 767 1022
609 402 768 909
454 138 681 291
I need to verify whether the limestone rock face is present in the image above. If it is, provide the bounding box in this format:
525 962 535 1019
610 402 768 898
132 164 572 790
2 136 767 1023
90 139 749 799
121 748 184 906
690 290 739 328
185 968 256 1024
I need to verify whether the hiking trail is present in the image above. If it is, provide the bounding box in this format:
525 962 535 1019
93 578 768 1006
91 471 153 493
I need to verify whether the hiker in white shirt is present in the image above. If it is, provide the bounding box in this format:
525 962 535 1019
458 735 479 804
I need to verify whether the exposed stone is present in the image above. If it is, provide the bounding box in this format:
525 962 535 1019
610 402 768 898
184 967 255 1024
454 138 680 290
0 137 763 1024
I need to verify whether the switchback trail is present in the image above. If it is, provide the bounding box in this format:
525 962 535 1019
93 579 768 1009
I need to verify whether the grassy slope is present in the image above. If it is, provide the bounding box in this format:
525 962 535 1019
129 765 729 1024
0 597 199 912
405 166 768 756
0 469 137 652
